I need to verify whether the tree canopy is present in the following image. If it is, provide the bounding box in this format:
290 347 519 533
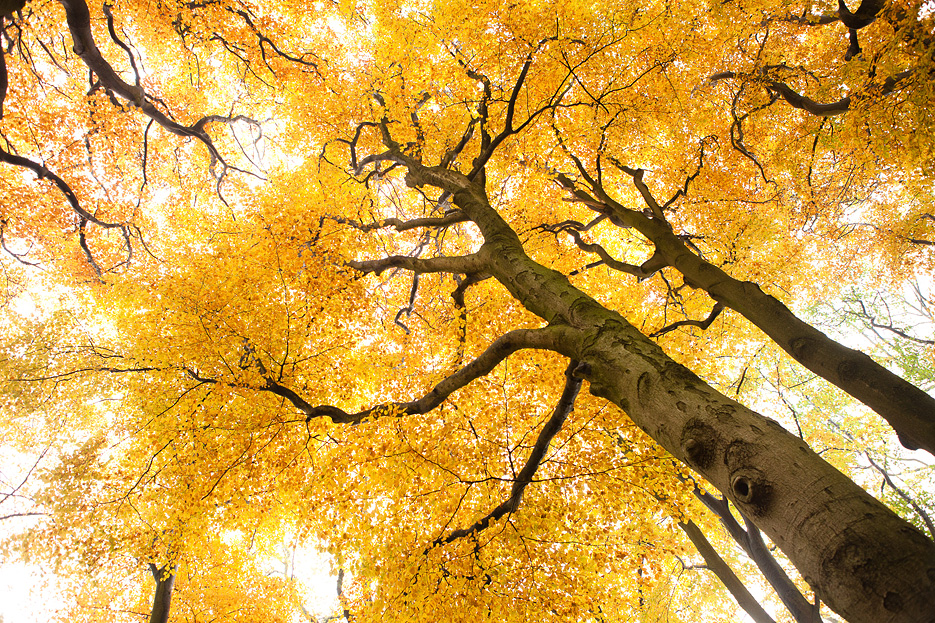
0 0 934 622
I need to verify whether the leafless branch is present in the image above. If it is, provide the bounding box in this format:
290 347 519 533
327 210 470 233
679 519 778 623
348 252 486 277
709 69 913 117
866 454 935 540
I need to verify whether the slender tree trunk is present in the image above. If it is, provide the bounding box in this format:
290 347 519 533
679 520 778 623
148 564 175 623
694 487 821 623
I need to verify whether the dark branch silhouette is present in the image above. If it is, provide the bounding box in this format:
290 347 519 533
437 359 584 544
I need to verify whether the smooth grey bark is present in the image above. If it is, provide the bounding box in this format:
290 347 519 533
386 155 935 623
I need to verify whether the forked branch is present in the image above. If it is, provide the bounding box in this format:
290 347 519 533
557 227 663 279
679 519 778 623
61 0 262 178
692 485 821 623
555 152 935 455
651 302 725 337
709 69 913 118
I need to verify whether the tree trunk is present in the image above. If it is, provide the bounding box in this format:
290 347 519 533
589 187 935 456
406 166 935 623
148 564 175 623
679 520 778 623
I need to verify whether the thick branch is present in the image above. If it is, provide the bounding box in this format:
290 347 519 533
329 210 470 233
609 162 667 221
348 252 485 276
59 0 232 160
710 70 913 117
837 0 884 29
742 515 821 623
692 485 824 623
297 326 578 424
562 165 935 455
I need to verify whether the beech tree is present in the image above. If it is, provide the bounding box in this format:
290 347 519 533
0 0 933 622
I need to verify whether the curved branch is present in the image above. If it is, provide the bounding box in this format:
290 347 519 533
102 3 140 87
865 454 935 540
0 144 119 229
0 140 133 274
393 272 419 334
837 0 884 29
297 325 579 424
451 272 491 364
848 299 935 346
59 0 250 170
0 218 40 266
227 7 321 75
607 160 668 222
651 302 725 338
710 69 913 117
563 229 662 279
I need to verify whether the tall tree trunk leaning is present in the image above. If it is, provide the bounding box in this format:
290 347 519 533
679 519 779 623
346 153 935 623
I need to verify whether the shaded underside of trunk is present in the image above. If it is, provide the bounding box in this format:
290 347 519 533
578 312 935 623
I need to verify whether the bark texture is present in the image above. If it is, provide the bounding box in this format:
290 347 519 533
396 158 935 623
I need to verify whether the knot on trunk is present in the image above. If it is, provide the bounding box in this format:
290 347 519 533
729 469 772 515
680 418 721 470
